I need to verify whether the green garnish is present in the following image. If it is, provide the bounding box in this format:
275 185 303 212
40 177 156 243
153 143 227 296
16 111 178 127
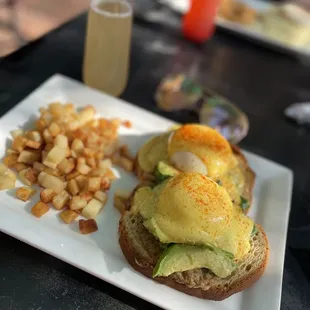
240 196 250 212
251 225 258 236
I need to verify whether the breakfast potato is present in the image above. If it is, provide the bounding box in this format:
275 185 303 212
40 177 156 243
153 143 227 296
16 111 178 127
40 188 57 203
87 177 101 192
12 136 27 152
31 201 50 218
94 190 108 204
52 190 70 210
81 198 103 219
69 195 87 211
71 139 84 154
48 122 61 137
79 219 98 234
100 177 110 190
59 209 78 224
76 163 91 175
75 175 87 190
43 129 54 144
19 168 38 186
16 187 36 201
38 171 65 193
3 154 18 168
67 179 79 196
17 150 41 165
0 175 16 190
43 145 67 169
86 157 96 168
54 134 68 148
118 156 134 172
79 191 93 203
113 190 131 215
66 171 80 181
57 158 75 175
13 162 28 172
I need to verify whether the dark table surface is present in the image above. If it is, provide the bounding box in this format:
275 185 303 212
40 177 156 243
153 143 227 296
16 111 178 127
1 11 310 310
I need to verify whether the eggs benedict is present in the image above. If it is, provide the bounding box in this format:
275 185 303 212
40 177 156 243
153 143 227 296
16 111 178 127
119 173 269 300
136 124 255 213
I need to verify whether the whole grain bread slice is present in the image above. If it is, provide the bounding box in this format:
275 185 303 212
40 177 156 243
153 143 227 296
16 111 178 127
134 144 255 212
119 211 269 301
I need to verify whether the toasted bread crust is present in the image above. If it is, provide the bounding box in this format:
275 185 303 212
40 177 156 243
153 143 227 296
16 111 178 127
134 143 256 213
119 214 269 301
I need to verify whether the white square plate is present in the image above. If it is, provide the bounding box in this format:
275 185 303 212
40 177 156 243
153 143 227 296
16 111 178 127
0 74 293 310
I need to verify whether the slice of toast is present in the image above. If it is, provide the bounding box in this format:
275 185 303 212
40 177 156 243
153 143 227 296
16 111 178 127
119 212 269 301
134 144 255 211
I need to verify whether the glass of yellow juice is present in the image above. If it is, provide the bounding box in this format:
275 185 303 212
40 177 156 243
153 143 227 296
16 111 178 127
83 0 133 97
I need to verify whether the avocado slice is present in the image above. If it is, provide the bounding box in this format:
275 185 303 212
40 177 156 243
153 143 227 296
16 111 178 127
153 244 236 279
155 161 179 183
240 196 250 213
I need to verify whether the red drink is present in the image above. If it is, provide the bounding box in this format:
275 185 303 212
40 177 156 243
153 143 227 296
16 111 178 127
182 0 221 43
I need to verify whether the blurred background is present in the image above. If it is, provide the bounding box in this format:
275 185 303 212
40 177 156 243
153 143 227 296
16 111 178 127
0 0 309 57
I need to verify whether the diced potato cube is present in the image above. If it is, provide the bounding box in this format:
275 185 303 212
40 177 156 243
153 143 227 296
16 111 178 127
83 148 96 158
54 134 68 148
0 175 15 190
13 162 28 172
35 118 47 131
27 130 42 143
40 188 57 203
81 198 103 219
67 179 79 196
71 139 84 153
114 189 131 200
11 129 24 139
86 157 96 168
31 201 50 218
49 102 65 116
6 148 18 155
99 159 112 169
38 172 65 193
77 106 95 126
19 168 38 186
77 157 86 165
75 175 87 190
87 177 101 192
43 145 67 169
0 163 16 179
52 190 70 210
94 190 108 204
91 168 107 177
69 195 87 211
48 122 61 137
119 145 134 160
100 177 110 190
26 168 38 184
17 150 41 165
76 163 91 175
118 156 134 172
79 219 98 234
43 129 54 143
113 194 127 215
26 139 41 149
16 186 36 201
57 158 75 175
59 209 78 224
12 136 27 152
79 191 93 203
66 171 80 181
3 154 18 168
